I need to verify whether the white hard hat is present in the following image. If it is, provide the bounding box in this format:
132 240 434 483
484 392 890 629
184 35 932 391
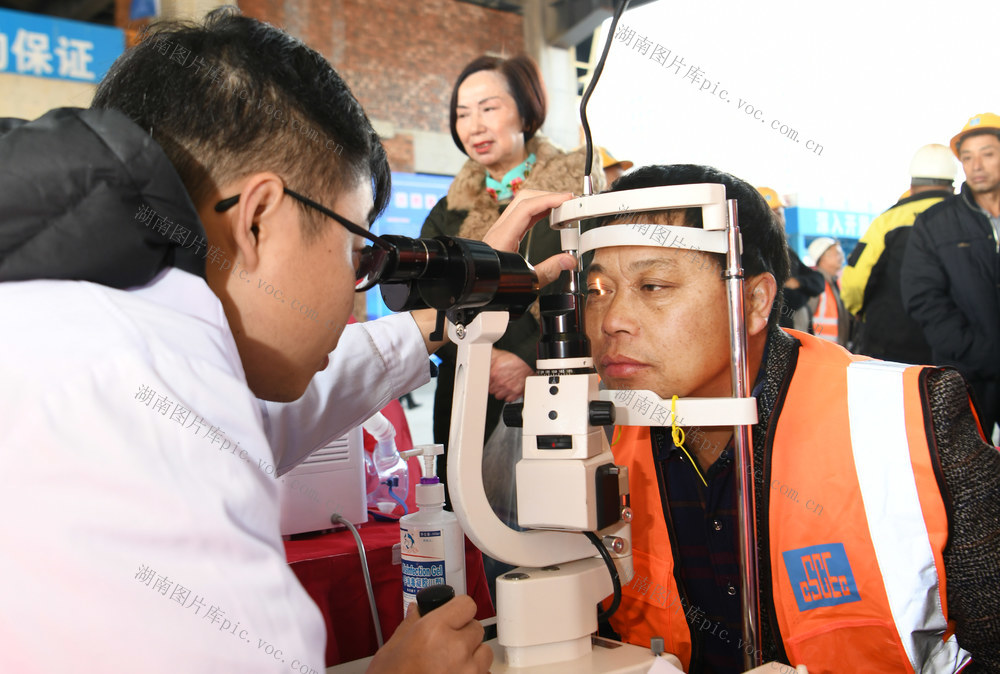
807 237 838 267
909 144 957 181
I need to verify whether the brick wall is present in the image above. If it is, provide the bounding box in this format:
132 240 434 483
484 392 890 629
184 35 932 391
238 0 525 173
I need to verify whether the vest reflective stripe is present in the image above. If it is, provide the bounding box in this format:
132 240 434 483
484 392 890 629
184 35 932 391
813 280 839 342
767 334 907 672
846 361 971 672
769 331 968 673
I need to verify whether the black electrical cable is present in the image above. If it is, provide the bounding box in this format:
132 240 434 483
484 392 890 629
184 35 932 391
331 513 384 647
580 0 630 624
585 530 621 622
580 0 631 182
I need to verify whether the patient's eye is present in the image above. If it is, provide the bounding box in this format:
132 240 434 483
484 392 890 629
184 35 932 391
586 279 611 298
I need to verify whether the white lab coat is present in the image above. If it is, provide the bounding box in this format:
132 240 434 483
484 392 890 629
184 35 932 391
0 267 430 673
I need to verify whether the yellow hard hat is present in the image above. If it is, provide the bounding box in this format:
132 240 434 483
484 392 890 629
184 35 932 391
756 186 783 211
599 147 633 171
950 113 1000 157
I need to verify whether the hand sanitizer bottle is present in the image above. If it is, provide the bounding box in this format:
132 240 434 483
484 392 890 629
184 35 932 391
399 444 466 615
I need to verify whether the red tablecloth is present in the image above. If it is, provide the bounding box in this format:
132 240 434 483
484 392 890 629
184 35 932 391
284 523 494 667
284 399 493 667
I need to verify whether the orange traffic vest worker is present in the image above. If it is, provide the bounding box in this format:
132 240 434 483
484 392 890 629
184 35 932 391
605 331 971 673
811 280 839 343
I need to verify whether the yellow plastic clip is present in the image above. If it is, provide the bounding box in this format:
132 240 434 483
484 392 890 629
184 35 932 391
671 395 708 488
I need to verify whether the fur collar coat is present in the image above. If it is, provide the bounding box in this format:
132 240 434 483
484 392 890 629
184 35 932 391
443 133 605 241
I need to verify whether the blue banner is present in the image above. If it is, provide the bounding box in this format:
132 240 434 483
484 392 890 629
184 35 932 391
0 8 124 83
794 208 874 240
786 206 876 260
130 0 158 21
366 172 453 320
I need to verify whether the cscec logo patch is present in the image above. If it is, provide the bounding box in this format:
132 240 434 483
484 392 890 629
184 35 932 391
782 542 861 612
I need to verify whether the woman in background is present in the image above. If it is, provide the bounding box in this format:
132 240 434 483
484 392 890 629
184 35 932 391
421 54 603 499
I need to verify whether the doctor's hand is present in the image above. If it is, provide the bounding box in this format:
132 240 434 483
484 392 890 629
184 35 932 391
366 595 492 674
742 663 809 674
482 189 577 288
489 348 533 402
413 189 577 354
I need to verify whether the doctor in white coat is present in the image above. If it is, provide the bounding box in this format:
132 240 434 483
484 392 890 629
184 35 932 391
0 9 576 674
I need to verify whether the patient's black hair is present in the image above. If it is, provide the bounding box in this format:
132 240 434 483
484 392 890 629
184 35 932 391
597 164 790 330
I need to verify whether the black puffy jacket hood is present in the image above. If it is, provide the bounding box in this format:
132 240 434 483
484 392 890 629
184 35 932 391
0 107 206 287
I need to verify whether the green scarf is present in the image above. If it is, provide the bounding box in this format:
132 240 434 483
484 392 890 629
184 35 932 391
485 153 536 202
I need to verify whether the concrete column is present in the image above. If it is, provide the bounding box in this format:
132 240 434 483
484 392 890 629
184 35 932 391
521 0 580 152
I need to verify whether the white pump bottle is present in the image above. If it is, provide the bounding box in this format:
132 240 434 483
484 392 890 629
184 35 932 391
398 444 466 614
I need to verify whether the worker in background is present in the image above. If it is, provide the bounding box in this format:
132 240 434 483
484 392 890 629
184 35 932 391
589 164 1000 672
841 144 956 363
601 147 634 186
757 187 824 333
903 114 1000 438
805 237 850 346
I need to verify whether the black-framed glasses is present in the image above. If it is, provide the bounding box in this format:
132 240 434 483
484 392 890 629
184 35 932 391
214 187 395 292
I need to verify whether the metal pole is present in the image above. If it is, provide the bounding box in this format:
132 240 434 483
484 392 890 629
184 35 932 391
723 198 761 669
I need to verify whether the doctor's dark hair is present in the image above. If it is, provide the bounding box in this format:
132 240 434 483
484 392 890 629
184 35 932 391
91 7 390 239
597 164 790 330
449 54 547 155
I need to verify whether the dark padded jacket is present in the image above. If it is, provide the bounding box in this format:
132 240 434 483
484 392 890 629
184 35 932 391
902 183 1000 382
0 107 204 287
842 190 951 363
778 247 824 332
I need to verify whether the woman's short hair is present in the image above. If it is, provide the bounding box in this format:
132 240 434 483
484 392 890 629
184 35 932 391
449 54 547 155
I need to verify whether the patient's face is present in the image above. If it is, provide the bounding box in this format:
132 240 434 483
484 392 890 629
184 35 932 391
585 241 734 400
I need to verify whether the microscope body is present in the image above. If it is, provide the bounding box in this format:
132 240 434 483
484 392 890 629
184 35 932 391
445 290 643 669
360 182 760 672
516 369 623 532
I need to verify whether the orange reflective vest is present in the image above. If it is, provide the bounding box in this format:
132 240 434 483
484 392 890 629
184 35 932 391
812 280 839 343
607 331 971 673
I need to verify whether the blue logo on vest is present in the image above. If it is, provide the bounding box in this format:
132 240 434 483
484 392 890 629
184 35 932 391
782 542 861 612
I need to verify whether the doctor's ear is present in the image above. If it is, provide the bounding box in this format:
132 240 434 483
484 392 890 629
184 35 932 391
745 274 777 337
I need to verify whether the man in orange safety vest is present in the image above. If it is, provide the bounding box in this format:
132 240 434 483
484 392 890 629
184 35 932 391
585 164 999 673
